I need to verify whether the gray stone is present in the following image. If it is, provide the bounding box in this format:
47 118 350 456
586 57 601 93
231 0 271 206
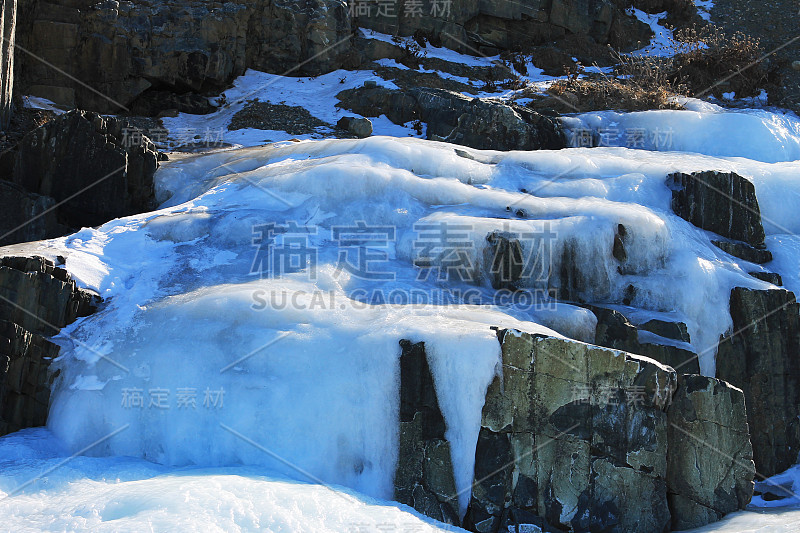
713 240 773 264
716 287 800 477
667 171 766 247
337 116 372 138
336 86 566 151
12 109 159 229
470 330 676 533
667 374 755 530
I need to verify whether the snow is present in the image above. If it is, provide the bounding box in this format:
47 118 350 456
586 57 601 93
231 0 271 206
0 428 464 533
565 105 800 163
630 9 676 57
5 80 800 531
21 95 66 114
695 0 715 22
159 68 422 149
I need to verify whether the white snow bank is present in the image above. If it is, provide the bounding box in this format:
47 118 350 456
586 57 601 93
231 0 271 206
0 428 463 533
565 106 800 163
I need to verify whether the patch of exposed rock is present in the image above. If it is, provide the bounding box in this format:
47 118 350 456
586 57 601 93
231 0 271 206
12 109 159 230
396 330 755 532
337 86 566 151
0 255 100 436
228 100 333 136
717 287 800 477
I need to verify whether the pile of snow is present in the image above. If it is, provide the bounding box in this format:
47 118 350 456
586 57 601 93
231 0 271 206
565 101 800 163
0 428 461 532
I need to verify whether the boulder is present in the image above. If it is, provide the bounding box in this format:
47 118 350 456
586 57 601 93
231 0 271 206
667 374 755 530
12 109 159 229
337 86 566 151
713 240 773 264
0 254 100 437
337 116 372 138
716 287 800 477
667 171 766 247
468 330 676 533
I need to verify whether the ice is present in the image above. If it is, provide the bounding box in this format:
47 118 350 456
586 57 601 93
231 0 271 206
3 101 800 530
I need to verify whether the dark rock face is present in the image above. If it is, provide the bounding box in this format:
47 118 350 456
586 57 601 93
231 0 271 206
395 339 460 525
667 171 766 247
667 374 755 530
12 109 158 229
750 271 783 285
337 86 566 151
713 240 773 264
590 306 701 374
0 180 64 246
0 254 100 437
15 0 352 113
716 288 800 477
0 318 59 436
355 0 652 55
469 331 677 533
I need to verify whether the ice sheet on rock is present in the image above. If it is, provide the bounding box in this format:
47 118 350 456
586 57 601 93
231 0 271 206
3 129 796 514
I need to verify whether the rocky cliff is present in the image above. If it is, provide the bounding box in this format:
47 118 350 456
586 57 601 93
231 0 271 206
12 0 665 113
396 330 756 532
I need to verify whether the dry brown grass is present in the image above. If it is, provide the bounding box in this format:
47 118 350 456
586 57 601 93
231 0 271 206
543 75 680 112
531 25 775 113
